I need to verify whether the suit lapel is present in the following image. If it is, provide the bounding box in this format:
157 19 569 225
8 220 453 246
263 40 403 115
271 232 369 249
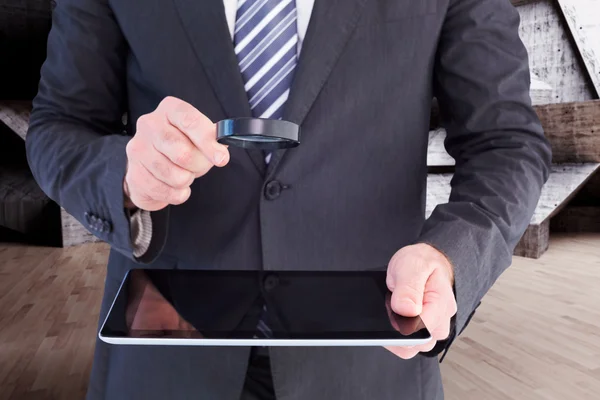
267 0 368 177
172 0 266 175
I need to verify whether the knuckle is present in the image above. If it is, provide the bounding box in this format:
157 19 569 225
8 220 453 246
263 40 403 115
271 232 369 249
160 128 181 145
180 171 195 188
434 325 450 341
185 172 195 186
169 188 191 205
151 159 171 180
172 170 194 188
125 163 142 187
179 111 201 129
150 181 171 200
129 187 152 208
125 139 140 158
160 96 178 109
174 150 193 168
194 162 212 178
426 290 444 303
135 114 153 132
397 284 422 303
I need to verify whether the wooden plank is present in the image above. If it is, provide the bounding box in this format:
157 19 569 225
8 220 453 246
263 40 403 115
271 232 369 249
426 164 600 225
428 100 600 165
557 0 600 96
536 100 600 163
0 101 31 140
517 1 595 103
513 220 550 259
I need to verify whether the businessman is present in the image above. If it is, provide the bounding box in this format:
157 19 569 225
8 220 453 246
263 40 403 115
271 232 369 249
26 0 551 399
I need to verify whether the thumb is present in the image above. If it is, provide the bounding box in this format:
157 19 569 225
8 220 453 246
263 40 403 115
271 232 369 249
389 264 430 317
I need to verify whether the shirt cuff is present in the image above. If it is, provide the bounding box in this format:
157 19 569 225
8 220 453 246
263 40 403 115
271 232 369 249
129 208 153 258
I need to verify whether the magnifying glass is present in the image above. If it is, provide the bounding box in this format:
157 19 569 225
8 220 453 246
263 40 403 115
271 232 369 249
216 118 300 150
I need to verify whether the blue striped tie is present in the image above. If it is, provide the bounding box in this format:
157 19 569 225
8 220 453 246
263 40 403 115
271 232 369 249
234 0 298 339
234 0 298 120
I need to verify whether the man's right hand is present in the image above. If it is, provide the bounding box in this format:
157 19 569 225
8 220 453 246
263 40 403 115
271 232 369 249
124 96 230 211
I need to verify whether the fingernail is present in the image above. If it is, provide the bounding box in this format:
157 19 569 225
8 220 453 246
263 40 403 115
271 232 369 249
214 152 226 165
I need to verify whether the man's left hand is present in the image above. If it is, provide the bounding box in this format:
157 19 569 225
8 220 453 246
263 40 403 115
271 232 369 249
385 243 457 359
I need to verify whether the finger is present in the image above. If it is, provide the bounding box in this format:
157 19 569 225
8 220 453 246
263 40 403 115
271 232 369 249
389 263 430 317
385 293 423 335
414 338 437 353
133 115 212 175
162 97 229 167
385 336 437 359
384 346 419 360
128 161 192 208
125 163 168 212
138 146 195 189
151 126 213 176
421 269 455 340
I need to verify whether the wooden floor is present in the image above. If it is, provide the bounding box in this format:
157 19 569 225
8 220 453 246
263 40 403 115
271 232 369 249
0 234 599 399
442 234 600 400
0 242 109 400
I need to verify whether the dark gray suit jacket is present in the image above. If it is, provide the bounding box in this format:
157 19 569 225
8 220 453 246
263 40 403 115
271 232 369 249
26 0 551 398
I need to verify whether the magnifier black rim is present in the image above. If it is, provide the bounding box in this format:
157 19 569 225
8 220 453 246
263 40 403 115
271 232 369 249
216 118 300 150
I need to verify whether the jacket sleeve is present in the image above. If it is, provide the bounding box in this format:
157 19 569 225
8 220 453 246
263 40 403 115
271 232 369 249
418 0 552 342
25 0 168 263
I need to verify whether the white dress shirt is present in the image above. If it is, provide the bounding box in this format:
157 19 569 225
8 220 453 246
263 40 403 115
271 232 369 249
131 0 315 257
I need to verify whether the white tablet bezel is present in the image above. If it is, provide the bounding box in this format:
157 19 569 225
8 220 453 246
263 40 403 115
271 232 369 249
98 271 432 347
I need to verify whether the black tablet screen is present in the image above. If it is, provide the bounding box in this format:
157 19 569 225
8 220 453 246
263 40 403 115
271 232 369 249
100 269 431 341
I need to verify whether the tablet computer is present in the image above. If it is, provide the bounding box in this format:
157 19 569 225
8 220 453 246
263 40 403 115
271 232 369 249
99 269 432 347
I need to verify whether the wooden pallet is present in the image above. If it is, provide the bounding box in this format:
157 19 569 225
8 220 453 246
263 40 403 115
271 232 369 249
0 101 100 247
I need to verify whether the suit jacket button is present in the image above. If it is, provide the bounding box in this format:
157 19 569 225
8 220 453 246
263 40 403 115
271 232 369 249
103 220 112 233
264 181 282 200
263 274 279 292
